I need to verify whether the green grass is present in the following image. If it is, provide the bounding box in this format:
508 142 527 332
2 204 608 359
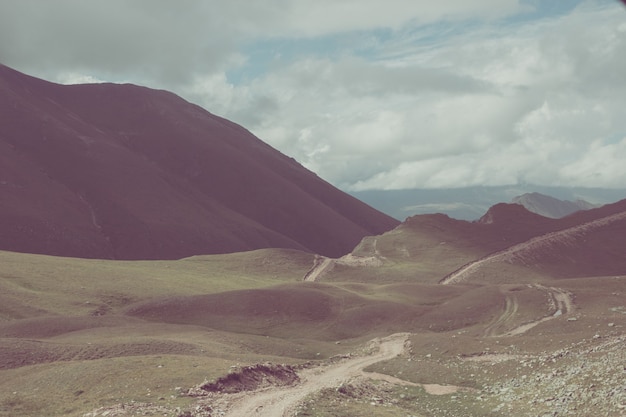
0 248 314 318
0 354 231 417
319 225 491 286
0 248 319 416
0 243 623 417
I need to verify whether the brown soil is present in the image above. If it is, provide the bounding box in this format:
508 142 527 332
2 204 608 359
192 363 299 395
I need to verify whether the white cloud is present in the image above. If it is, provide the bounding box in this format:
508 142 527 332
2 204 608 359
559 137 626 187
56 73 106 85
1 0 624 191
263 0 526 37
212 0 626 191
0 0 525 83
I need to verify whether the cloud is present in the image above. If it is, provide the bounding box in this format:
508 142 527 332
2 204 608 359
259 0 526 36
0 0 241 84
559 136 626 187
1 0 624 191
199 0 626 191
0 0 524 83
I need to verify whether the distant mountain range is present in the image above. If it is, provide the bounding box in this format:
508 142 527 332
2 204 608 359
511 192 597 219
0 64 398 259
351 186 626 221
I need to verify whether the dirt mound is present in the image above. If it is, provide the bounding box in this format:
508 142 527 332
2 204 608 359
191 363 299 395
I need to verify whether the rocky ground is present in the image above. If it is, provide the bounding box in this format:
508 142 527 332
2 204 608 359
482 333 626 417
80 330 624 417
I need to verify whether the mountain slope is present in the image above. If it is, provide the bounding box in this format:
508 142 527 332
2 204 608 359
0 64 398 259
512 192 596 218
441 199 626 283
342 199 626 283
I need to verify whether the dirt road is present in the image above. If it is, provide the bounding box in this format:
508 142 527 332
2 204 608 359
483 296 519 337
224 333 410 417
482 285 574 337
504 286 573 336
303 256 334 282
303 251 382 282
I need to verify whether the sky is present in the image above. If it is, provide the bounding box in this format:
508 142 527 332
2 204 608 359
1 0 625 191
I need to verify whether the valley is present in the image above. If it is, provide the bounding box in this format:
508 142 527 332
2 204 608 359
1 201 625 417
0 64 624 417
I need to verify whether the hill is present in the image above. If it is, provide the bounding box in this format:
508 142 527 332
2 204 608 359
0 63 398 259
461 198 626 280
1 194 624 416
0 198 624 416
329 199 626 283
511 192 596 218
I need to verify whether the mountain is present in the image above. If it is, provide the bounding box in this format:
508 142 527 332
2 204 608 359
0 64 398 259
437 198 626 282
511 192 596 218
347 198 626 282
350 185 626 221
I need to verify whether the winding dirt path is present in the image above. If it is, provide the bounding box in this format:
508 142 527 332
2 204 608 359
440 210 626 285
481 285 574 337
303 239 383 282
484 295 519 337
503 285 573 336
223 333 410 417
303 256 334 282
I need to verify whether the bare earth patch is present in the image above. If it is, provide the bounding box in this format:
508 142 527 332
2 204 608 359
218 333 410 416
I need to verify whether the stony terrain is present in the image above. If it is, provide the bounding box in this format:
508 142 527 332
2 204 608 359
79 331 625 417
483 333 626 416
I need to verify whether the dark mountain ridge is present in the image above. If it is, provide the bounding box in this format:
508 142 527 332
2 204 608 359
0 63 399 259
399 198 626 278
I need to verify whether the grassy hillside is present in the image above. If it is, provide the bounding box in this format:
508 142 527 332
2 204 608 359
0 248 313 319
1 209 624 417
0 248 316 416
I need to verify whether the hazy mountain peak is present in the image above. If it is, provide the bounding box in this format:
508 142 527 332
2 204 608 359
512 192 597 219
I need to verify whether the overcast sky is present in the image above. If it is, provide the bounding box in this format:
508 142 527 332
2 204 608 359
1 0 625 191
